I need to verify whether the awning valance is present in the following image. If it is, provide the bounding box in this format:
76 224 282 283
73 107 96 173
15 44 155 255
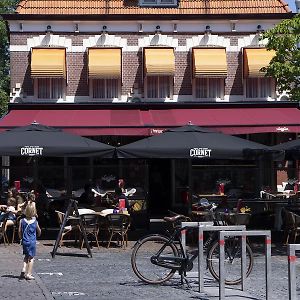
31 48 66 78
144 48 175 76
193 48 227 78
1 107 300 136
244 48 275 77
88 48 121 79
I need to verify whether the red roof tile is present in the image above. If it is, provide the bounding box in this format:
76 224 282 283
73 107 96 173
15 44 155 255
16 0 291 15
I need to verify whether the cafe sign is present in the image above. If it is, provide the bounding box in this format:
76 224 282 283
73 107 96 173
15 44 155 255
20 146 44 156
190 147 212 158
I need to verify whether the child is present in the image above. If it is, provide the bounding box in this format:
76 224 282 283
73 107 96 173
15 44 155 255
18 201 41 280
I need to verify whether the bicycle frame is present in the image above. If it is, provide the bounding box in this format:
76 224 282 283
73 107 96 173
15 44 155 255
147 226 199 272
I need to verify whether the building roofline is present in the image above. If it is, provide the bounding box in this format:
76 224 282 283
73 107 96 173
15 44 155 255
2 12 294 21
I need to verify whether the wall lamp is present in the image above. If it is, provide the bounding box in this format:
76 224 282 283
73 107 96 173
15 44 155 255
204 25 212 35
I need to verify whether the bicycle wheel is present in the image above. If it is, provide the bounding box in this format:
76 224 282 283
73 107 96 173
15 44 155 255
131 234 179 284
207 238 254 285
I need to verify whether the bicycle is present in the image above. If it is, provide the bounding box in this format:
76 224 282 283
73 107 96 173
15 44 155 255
131 210 254 285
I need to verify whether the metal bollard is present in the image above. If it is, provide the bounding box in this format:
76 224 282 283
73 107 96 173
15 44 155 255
197 225 245 293
287 244 300 300
181 221 213 254
219 230 271 300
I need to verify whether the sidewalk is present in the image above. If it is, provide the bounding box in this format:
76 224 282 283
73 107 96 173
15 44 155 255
0 243 54 300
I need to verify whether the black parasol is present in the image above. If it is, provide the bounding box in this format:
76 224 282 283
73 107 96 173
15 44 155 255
0 122 115 157
117 124 277 160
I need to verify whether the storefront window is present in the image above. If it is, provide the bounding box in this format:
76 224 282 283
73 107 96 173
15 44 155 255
192 160 258 201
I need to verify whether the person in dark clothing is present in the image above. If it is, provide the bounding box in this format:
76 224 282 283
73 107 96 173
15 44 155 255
79 184 95 206
114 187 130 211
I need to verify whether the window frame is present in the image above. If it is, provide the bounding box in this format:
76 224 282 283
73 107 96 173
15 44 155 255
89 78 121 101
193 77 225 100
144 75 174 100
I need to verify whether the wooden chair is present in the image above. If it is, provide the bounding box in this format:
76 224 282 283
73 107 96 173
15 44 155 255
4 218 16 244
55 210 80 247
0 215 10 245
80 214 100 250
10 215 22 244
106 213 130 249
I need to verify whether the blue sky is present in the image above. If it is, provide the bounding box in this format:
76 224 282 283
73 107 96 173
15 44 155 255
286 0 296 12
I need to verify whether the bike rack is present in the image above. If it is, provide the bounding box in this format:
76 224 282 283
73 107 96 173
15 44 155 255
287 244 300 300
181 221 213 254
197 224 246 293
219 230 271 300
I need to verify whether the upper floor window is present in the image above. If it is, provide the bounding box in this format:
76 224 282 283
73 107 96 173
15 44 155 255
88 48 122 101
245 77 275 99
192 48 227 100
243 48 276 99
145 76 173 99
91 78 120 99
144 48 175 100
31 48 66 100
139 0 178 7
194 78 224 99
36 78 65 99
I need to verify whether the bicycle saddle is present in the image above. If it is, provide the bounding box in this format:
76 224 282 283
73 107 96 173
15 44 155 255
164 215 187 223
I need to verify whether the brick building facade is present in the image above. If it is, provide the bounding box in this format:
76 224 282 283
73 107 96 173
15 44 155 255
6 32 288 102
1 0 298 142
1 0 299 216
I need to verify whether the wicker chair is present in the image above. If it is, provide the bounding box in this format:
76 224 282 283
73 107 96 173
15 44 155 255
80 214 100 250
0 214 10 245
106 213 130 249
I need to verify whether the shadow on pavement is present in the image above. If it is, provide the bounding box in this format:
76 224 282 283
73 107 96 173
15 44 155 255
1 274 20 279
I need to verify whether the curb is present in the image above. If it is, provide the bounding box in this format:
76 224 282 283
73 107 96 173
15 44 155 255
35 273 55 300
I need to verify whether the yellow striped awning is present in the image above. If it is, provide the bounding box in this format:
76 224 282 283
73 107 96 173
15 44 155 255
31 48 66 78
88 48 121 79
193 48 227 78
244 48 275 77
144 48 175 76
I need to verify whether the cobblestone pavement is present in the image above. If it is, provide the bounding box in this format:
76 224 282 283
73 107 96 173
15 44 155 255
1 239 300 300
0 242 53 300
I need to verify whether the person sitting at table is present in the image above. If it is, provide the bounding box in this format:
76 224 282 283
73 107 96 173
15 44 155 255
0 197 17 223
114 187 130 211
16 193 26 215
118 179 126 193
79 183 95 207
